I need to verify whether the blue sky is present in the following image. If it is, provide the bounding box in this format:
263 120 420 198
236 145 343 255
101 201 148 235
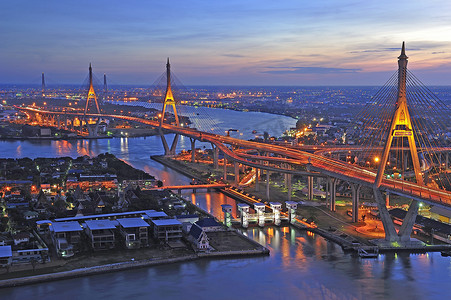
1 0 451 85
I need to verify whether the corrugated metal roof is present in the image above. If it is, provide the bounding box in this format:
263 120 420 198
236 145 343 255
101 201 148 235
117 218 149 228
152 219 182 226
51 221 83 233
85 219 116 230
0 245 12 257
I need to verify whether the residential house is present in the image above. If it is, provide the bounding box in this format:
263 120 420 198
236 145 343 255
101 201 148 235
117 218 150 249
0 245 12 267
195 218 223 232
84 219 116 250
188 223 209 251
50 221 83 257
151 219 182 243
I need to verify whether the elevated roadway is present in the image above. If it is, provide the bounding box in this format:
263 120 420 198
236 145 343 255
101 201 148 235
18 106 451 208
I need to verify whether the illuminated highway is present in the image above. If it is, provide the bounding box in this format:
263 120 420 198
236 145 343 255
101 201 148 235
18 106 451 208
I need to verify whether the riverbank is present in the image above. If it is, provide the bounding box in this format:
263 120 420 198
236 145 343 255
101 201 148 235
0 245 269 289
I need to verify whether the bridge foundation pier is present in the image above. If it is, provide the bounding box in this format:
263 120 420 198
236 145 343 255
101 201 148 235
373 187 398 242
255 168 259 192
223 157 227 181
398 200 419 242
212 144 219 169
287 174 292 202
385 191 390 207
190 138 196 163
308 176 314 201
329 178 337 212
234 162 239 185
351 183 361 223
266 171 270 201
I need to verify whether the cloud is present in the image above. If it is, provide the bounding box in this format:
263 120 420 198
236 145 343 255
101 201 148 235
222 54 246 58
262 66 361 74
432 51 445 54
349 48 421 54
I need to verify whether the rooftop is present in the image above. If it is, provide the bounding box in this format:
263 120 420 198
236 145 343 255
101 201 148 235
55 210 158 222
117 218 149 228
0 245 12 258
196 218 222 228
85 219 117 230
51 221 83 233
152 219 182 227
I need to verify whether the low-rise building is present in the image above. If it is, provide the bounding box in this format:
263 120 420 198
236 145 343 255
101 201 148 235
151 219 182 243
117 218 150 249
0 245 12 267
50 221 83 257
84 219 116 250
195 218 223 232
188 223 209 251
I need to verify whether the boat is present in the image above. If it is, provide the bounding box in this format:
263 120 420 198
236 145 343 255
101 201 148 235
441 250 451 257
358 247 379 258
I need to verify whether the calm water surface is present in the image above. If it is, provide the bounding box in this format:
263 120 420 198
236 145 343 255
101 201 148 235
2 110 451 299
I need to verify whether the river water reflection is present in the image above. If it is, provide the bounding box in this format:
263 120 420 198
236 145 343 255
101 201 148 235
1 110 451 299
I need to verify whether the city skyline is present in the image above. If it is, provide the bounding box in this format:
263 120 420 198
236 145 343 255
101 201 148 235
1 0 451 86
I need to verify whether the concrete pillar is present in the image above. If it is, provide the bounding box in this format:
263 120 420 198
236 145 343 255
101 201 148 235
286 201 298 224
255 168 259 192
270 202 282 226
213 144 219 169
385 191 390 207
287 174 292 201
329 178 337 212
234 162 239 184
446 153 449 170
373 187 398 242
398 200 419 242
221 204 233 227
190 138 195 163
223 157 227 181
254 203 266 227
266 171 270 201
351 183 361 223
308 176 314 201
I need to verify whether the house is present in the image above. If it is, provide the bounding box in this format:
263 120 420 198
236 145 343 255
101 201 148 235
117 218 150 249
151 219 182 243
50 221 83 257
0 245 12 267
13 232 31 246
195 218 223 232
84 219 116 250
176 214 200 233
23 210 39 220
188 223 209 251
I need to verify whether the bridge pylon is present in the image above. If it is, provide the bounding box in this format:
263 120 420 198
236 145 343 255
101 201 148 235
374 42 423 187
159 58 180 156
83 63 102 137
373 43 423 244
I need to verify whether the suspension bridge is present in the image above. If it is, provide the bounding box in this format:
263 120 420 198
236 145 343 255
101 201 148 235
16 43 451 246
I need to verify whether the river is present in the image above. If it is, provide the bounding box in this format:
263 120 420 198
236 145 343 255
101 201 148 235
2 108 451 299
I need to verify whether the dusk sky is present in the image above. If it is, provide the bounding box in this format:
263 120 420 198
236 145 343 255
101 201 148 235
1 0 451 86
